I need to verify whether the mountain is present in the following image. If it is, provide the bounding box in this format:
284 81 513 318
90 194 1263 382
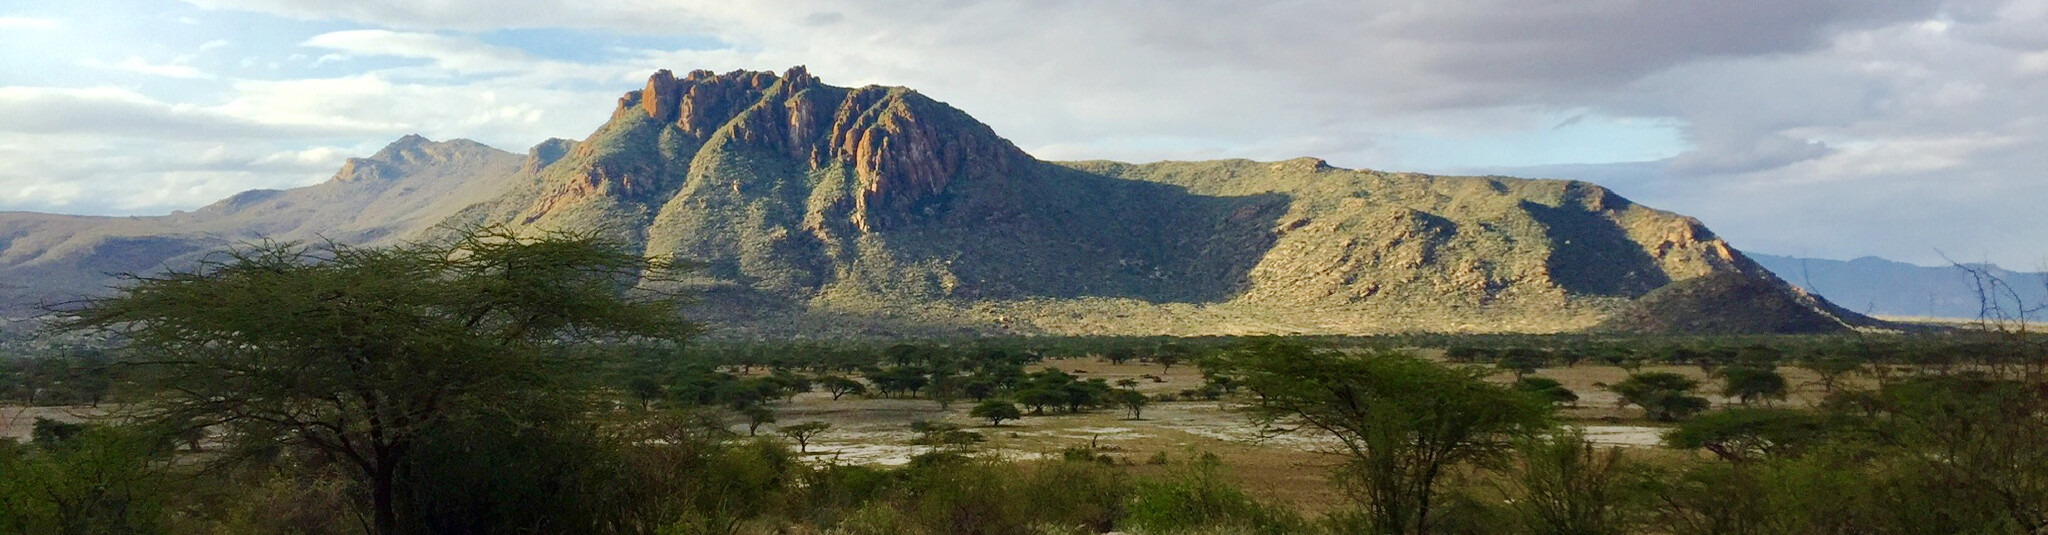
0 136 524 316
1749 253 2048 320
0 67 1880 336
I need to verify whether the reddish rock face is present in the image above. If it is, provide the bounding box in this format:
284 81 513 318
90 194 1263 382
636 68 781 138
640 69 683 122
569 67 1030 231
825 86 1019 231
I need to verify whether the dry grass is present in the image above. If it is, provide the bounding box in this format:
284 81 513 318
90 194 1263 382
757 357 1783 514
0 405 99 442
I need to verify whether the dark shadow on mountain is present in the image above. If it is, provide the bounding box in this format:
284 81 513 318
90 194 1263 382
866 162 1290 304
1520 200 1668 297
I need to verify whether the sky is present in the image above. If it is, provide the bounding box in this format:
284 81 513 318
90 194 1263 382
2 0 2045 268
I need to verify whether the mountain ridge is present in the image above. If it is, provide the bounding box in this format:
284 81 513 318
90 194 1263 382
1750 253 2048 320
0 67 1881 336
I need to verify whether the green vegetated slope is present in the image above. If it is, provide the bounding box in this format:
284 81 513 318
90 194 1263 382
0 66 1877 336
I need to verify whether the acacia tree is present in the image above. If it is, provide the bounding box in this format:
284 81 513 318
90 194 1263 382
818 375 867 400
1717 367 1788 407
1608 372 1710 422
1212 339 1552 535
777 421 830 453
970 399 1021 426
60 226 696 535
1113 389 1150 420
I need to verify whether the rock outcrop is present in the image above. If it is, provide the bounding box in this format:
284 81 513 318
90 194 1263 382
522 67 1029 233
521 138 577 175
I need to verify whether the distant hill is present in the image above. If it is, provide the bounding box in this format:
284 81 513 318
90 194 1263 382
1750 253 2048 320
0 136 525 316
0 67 1881 336
1593 272 1870 335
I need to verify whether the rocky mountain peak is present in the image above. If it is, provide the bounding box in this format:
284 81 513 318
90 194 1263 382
521 138 576 175
370 134 433 161
635 68 783 138
331 135 495 183
541 67 1030 231
330 158 397 183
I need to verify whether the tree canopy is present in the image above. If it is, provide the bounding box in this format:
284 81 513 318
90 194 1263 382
59 226 696 535
1209 338 1552 534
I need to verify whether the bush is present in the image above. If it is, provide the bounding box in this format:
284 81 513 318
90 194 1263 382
0 425 170 534
1127 453 1305 535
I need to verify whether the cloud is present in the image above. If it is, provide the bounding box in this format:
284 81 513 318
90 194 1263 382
179 0 714 33
0 86 385 139
0 134 362 214
0 16 59 29
302 30 538 74
78 56 216 80
207 74 618 149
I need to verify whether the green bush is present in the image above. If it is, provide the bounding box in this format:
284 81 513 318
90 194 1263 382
1127 453 1305 535
0 425 169 535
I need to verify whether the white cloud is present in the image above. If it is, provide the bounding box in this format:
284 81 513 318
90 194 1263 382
205 74 610 149
302 30 537 74
179 0 714 33
0 86 387 139
0 16 59 29
0 134 363 214
78 56 215 80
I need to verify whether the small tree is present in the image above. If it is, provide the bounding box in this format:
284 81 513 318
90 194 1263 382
929 374 963 410
1796 354 1862 394
1154 350 1184 373
741 405 777 436
1666 408 1827 463
1211 339 1552 534
1113 389 1150 420
819 375 867 400
627 376 665 410
1018 388 1062 415
970 399 1022 426
1608 372 1710 422
778 421 831 453
909 420 984 453
1496 348 1549 381
1717 367 1788 407
1506 430 1642 535
1515 377 1580 407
